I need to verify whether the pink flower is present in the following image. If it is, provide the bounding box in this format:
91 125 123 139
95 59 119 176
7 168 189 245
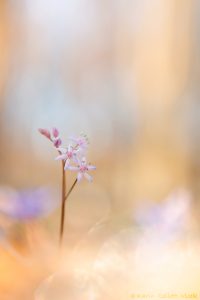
66 158 96 182
69 134 89 152
55 145 77 169
38 127 62 148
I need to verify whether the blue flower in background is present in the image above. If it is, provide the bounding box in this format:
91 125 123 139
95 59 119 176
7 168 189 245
134 189 191 244
0 187 59 221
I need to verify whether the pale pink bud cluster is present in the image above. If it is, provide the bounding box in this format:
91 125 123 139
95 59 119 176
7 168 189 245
38 127 62 148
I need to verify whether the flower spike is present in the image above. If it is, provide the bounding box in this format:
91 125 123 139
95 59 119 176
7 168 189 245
38 127 96 247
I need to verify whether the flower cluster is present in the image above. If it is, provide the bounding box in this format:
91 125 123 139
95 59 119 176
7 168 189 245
39 128 96 182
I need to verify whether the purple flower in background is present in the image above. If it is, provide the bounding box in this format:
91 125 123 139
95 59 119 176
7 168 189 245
134 189 191 243
0 188 59 221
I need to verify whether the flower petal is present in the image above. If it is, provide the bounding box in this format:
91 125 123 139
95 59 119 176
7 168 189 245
87 165 96 170
64 159 70 170
66 166 79 171
72 155 79 164
84 173 93 182
55 154 67 161
57 147 67 154
68 144 73 151
81 157 87 165
77 172 83 182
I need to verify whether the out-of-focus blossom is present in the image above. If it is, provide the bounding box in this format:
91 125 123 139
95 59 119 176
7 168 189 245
38 127 62 148
0 187 59 221
66 158 96 182
55 145 77 169
134 189 191 243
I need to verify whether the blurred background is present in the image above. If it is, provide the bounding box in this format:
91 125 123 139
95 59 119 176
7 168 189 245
0 0 200 299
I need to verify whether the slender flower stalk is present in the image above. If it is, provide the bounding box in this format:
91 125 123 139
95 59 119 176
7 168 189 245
60 178 78 245
64 179 77 201
59 161 66 246
39 128 96 248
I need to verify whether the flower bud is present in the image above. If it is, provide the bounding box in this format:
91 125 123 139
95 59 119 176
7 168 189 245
38 128 51 140
54 138 62 148
52 127 59 138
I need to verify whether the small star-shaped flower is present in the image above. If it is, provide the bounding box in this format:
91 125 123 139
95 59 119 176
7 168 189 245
55 145 77 169
66 158 96 182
